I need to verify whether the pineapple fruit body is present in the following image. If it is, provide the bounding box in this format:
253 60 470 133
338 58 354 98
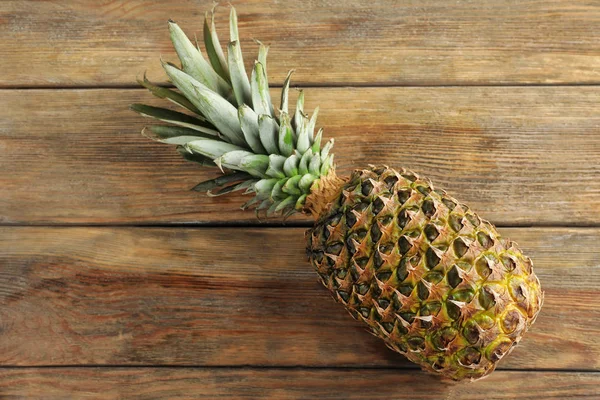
307 166 543 380
133 5 544 381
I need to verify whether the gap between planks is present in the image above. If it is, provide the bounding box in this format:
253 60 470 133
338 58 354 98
3 223 600 229
0 365 598 374
3 83 600 90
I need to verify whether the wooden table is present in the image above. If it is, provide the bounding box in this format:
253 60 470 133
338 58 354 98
1 1 599 399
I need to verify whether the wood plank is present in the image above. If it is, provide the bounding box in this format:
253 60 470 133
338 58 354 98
1 227 598 370
2 87 600 225
1 1 599 86
0 368 597 399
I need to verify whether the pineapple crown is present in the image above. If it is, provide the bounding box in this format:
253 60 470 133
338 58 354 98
131 5 335 217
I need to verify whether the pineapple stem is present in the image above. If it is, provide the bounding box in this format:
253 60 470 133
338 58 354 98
304 169 347 220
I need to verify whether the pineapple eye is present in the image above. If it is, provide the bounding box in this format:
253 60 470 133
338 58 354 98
312 251 324 263
462 320 480 344
407 336 426 351
401 172 417 182
397 189 412 204
398 283 414 296
431 357 446 371
501 254 517 271
396 260 409 282
345 211 357 228
475 314 495 330
475 257 492 279
509 280 530 308
397 209 410 229
397 341 408 351
358 307 371 318
501 309 522 334
354 257 369 269
370 284 382 298
431 327 457 350
327 212 342 227
448 214 464 232
384 175 399 190
354 201 369 212
356 283 370 295
425 247 441 269
486 339 513 362
376 270 392 283
416 185 431 196
361 181 374 196
381 322 394 333
424 224 440 242
372 165 386 175
420 301 441 316
453 238 468 258
398 236 412 254
442 198 457 210
457 347 481 366
379 215 393 226
477 231 493 249
370 224 382 242
446 301 461 321
345 236 356 255
404 229 419 238
378 243 394 255
446 265 462 288
478 286 496 310
424 271 444 284
356 229 368 240
417 281 430 300
465 213 481 227
337 290 350 303
377 299 391 309
372 197 384 215
450 288 475 303
326 242 343 256
349 265 359 280
399 311 416 324
373 252 384 269
421 199 436 218
410 254 422 267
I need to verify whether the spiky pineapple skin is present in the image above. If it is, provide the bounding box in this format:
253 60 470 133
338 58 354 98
306 166 543 381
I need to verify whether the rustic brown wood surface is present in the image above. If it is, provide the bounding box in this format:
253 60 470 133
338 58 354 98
1 227 598 370
1 1 599 86
0 369 598 400
1 0 599 398
2 87 600 225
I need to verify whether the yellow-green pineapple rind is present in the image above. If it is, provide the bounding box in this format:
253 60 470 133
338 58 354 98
306 165 543 381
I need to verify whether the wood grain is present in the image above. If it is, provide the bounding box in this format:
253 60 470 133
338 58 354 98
2 87 600 225
0 368 598 399
1 227 598 370
0 1 599 87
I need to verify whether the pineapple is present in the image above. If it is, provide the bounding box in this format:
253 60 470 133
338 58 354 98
131 6 543 381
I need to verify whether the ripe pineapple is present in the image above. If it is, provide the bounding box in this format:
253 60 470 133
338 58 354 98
131 6 543 381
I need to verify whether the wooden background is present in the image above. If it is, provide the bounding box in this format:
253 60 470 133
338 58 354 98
1 1 599 398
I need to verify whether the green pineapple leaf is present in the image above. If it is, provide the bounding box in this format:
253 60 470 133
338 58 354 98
142 125 216 145
192 171 252 192
137 73 200 114
163 62 246 147
203 9 230 82
130 104 218 135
